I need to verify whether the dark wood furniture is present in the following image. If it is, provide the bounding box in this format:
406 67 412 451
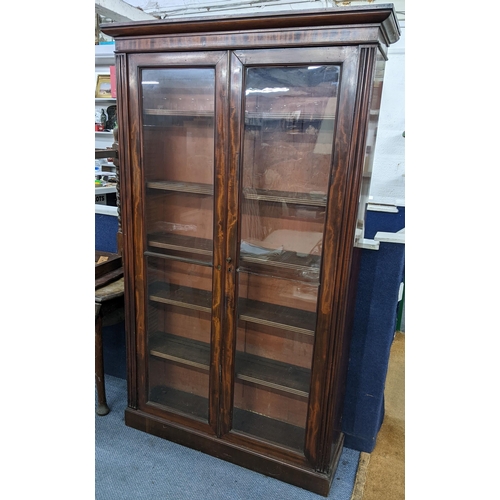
95 146 124 416
101 5 399 495
95 251 124 416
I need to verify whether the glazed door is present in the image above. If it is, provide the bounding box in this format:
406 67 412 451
223 47 361 460
128 52 228 434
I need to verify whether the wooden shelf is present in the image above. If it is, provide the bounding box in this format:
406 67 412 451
148 233 213 256
146 182 325 206
245 111 335 121
149 331 310 398
233 408 305 451
236 352 310 398
149 283 316 336
147 180 213 196
243 187 327 207
148 383 306 450
147 233 319 280
149 385 209 421
149 332 210 370
149 283 212 313
95 148 118 160
239 298 316 336
240 249 320 281
144 108 213 117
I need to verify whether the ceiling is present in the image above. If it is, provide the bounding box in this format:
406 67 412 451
95 0 405 24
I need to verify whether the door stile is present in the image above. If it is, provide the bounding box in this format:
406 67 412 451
127 55 149 410
210 52 230 437
115 52 140 410
219 51 244 437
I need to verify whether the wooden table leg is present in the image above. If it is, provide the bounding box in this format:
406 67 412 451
95 306 110 416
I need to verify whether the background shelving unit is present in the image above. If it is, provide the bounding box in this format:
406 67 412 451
95 44 116 151
96 44 117 211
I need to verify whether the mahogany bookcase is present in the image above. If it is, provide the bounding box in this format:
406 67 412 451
101 5 400 495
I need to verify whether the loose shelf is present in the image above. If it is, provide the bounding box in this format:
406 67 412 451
232 407 305 451
148 233 213 256
148 384 305 450
236 352 310 398
148 331 311 398
144 108 213 117
147 179 325 206
239 298 316 336
243 187 327 206
149 386 209 420
149 332 210 370
146 232 321 280
240 250 320 273
149 282 212 313
147 180 213 196
148 283 316 336
143 109 334 120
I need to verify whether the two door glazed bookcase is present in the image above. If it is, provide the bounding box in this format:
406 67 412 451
101 5 400 496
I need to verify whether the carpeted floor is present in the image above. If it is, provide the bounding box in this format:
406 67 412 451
351 332 405 500
96 376 360 499
96 333 404 499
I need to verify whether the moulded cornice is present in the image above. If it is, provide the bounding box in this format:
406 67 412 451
101 4 400 45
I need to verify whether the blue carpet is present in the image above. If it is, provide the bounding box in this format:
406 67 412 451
96 375 360 499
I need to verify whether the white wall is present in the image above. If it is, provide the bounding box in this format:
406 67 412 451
370 24 405 207
117 0 406 206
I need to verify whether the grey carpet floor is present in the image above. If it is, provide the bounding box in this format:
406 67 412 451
96 375 359 500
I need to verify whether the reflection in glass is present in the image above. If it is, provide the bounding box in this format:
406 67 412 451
240 65 339 266
147 257 213 421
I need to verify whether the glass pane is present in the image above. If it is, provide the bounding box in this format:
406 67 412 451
142 68 215 262
240 65 339 276
233 65 340 451
147 257 212 421
234 273 317 451
140 68 216 423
